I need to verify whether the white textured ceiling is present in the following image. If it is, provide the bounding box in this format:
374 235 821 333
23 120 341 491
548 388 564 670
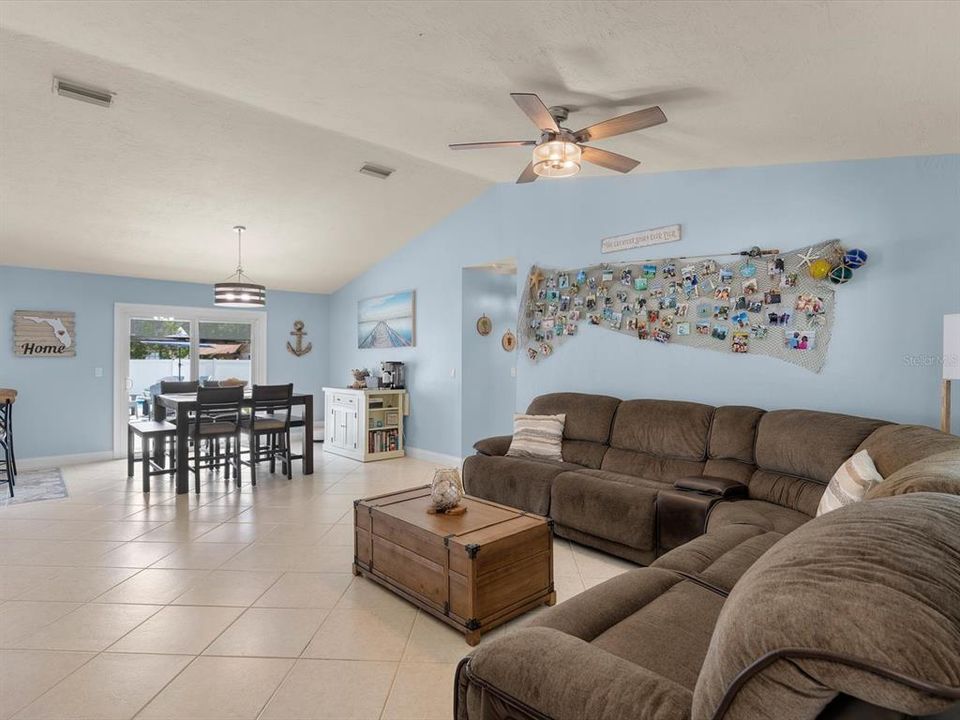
1 1 958 292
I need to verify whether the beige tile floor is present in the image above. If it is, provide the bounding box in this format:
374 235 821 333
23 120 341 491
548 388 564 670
0 452 636 720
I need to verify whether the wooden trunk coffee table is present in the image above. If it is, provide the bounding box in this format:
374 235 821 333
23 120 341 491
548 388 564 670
353 486 555 645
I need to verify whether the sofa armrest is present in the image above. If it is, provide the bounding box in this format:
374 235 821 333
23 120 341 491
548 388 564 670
675 475 748 498
458 626 691 720
473 435 513 457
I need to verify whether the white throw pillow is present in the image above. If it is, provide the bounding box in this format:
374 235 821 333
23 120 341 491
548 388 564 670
816 449 884 516
506 413 566 462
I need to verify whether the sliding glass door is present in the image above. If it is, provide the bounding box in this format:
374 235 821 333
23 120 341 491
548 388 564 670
114 304 266 456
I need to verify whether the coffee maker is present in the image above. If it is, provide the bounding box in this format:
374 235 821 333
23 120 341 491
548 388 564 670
380 361 406 389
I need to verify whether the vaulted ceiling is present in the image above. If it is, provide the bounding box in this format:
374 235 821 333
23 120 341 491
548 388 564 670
1 1 958 292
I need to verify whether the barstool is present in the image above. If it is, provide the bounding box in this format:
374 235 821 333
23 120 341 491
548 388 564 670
127 419 177 492
0 388 17 497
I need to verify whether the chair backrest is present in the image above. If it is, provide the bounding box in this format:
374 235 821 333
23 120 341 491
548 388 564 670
160 380 200 394
194 385 243 433
250 384 293 429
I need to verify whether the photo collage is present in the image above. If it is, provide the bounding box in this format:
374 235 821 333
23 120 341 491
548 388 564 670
522 241 840 371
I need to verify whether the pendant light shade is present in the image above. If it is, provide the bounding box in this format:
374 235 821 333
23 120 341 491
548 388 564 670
214 226 266 307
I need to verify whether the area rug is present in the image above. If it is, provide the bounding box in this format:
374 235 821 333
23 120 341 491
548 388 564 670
0 467 67 505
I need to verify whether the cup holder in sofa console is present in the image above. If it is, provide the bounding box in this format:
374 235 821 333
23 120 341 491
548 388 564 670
657 476 748 553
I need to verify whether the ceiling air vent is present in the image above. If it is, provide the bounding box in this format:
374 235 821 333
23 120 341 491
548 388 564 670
53 78 113 108
358 163 395 180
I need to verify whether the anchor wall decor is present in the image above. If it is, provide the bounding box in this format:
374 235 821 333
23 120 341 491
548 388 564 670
286 320 313 357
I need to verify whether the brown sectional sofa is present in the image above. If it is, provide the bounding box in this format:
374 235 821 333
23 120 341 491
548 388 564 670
465 393 958 563
457 393 960 720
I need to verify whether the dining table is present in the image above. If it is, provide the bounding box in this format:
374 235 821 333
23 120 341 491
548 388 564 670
153 390 314 494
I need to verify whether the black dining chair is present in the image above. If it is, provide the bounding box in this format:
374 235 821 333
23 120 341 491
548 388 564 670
155 380 200 465
242 384 294 485
0 393 16 497
188 386 243 493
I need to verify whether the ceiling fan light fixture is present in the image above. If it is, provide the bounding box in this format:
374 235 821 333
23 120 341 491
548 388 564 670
532 139 581 178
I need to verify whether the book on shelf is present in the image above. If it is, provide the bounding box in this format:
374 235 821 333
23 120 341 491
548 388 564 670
368 428 400 454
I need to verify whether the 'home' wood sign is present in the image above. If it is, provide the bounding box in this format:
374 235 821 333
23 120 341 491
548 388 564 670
13 310 76 357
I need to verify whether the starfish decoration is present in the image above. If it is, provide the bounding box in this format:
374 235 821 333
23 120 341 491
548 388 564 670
795 247 820 269
528 268 545 296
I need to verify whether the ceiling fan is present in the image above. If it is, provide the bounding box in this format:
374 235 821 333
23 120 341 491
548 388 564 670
449 93 667 183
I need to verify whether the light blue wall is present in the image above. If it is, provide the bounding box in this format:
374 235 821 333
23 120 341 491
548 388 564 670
0 266 328 459
329 155 960 457
461 268 518 457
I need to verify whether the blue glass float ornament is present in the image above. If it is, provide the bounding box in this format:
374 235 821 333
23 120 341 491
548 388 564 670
740 261 757 278
843 248 868 269
829 265 853 284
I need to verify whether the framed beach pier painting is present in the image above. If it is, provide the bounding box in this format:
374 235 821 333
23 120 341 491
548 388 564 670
358 290 415 349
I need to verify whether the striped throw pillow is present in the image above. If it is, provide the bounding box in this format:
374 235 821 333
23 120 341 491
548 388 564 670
506 413 566 462
816 449 883 517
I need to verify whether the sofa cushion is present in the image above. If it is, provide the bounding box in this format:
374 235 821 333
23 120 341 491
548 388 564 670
459 626 692 720
461 454 582 516
816 449 883 516
551 470 666 552
856 423 960 477
526 392 620 444
608 399 715 461
706 499 809 535
708 406 765 463
529 567 725 691
693 493 960 720
600 449 706 482
702 458 755 485
506 413 565 462
747 469 826 516
865 449 960 500
653 524 785 594
754 409 887 484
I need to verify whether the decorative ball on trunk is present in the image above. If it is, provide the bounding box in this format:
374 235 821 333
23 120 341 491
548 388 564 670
430 467 464 513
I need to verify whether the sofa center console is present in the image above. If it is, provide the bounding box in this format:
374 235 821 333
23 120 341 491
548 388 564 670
657 476 748 553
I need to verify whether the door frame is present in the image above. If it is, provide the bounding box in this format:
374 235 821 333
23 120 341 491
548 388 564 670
113 302 267 458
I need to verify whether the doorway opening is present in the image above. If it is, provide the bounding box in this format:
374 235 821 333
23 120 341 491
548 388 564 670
460 260 518 457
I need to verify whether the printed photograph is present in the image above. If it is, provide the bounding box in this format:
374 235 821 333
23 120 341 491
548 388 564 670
642 263 658 278
696 321 711 335
767 310 793 327
785 329 816 350
795 294 826 315
749 324 768 339
763 291 782 305
676 322 691 336
634 277 648 291
732 331 749 353
712 325 729 341
637 322 649 340
654 328 671 343
742 278 759 295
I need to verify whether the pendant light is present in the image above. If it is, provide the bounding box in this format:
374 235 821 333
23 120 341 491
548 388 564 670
214 225 266 307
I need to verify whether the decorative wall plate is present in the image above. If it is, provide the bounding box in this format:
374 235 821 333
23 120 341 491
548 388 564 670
501 329 517 351
476 315 492 336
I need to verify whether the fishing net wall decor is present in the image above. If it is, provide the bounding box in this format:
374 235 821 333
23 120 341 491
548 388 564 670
518 240 865 374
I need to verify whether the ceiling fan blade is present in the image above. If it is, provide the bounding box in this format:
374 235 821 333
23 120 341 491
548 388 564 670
449 141 537 150
511 93 559 133
574 106 667 142
516 162 538 184
580 145 641 173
